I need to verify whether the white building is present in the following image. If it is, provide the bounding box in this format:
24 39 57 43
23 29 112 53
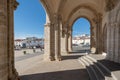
72 34 90 46
14 39 24 49
14 37 44 49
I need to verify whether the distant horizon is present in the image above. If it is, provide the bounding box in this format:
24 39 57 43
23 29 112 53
15 33 90 40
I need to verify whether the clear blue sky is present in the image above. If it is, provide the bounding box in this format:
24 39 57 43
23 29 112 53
72 18 90 36
14 0 90 39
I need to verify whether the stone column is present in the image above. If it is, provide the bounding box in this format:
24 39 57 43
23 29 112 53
61 25 68 54
114 23 119 62
96 14 102 54
118 24 120 63
90 26 95 48
68 28 72 52
44 23 55 61
106 23 111 59
7 1 20 80
65 31 68 53
54 15 61 61
110 24 114 61
0 0 9 80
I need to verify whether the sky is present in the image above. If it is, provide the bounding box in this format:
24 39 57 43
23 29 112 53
72 18 90 36
14 0 90 39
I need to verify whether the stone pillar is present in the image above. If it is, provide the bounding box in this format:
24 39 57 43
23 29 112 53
110 24 114 61
106 23 111 59
0 0 9 80
90 26 95 48
114 23 119 62
7 0 20 80
68 28 72 52
96 14 103 54
54 15 61 61
61 25 68 54
44 23 55 61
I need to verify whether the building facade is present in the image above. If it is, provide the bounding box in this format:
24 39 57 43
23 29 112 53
14 37 44 49
72 34 90 46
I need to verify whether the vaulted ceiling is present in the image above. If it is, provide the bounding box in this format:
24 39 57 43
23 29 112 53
40 0 106 24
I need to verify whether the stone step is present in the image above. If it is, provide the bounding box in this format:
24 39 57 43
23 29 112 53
79 58 97 80
86 55 110 73
85 55 115 80
79 56 115 80
83 56 105 80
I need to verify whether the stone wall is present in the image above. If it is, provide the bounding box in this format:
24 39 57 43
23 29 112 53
102 1 120 63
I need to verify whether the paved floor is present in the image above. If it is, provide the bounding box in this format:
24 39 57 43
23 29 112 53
15 53 90 80
15 51 44 62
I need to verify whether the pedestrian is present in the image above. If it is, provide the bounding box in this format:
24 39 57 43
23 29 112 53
33 46 36 53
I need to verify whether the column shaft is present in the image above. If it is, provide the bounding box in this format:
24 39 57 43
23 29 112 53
54 23 61 60
0 0 8 80
61 27 68 54
44 23 55 61
68 29 72 52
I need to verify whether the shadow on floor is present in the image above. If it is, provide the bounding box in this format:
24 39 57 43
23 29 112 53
20 69 90 80
62 54 83 60
69 49 90 54
98 59 120 71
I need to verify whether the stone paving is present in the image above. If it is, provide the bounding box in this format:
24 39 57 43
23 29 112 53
15 53 90 80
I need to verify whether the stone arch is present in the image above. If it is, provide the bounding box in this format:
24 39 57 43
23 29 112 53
67 6 98 50
40 0 52 23
69 16 96 49
66 4 99 23
70 16 92 28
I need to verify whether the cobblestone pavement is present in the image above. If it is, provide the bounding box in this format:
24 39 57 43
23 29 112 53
15 53 90 80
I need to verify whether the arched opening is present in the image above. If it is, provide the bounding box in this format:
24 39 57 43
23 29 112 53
72 17 91 53
14 0 45 77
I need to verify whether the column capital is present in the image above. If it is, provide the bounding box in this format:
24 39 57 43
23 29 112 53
105 0 118 12
12 0 19 10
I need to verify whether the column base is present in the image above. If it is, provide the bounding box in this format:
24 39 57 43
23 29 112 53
55 55 62 61
44 53 56 61
10 68 21 80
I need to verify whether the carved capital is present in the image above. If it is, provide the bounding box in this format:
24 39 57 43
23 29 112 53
92 13 102 24
12 0 19 10
105 0 118 12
